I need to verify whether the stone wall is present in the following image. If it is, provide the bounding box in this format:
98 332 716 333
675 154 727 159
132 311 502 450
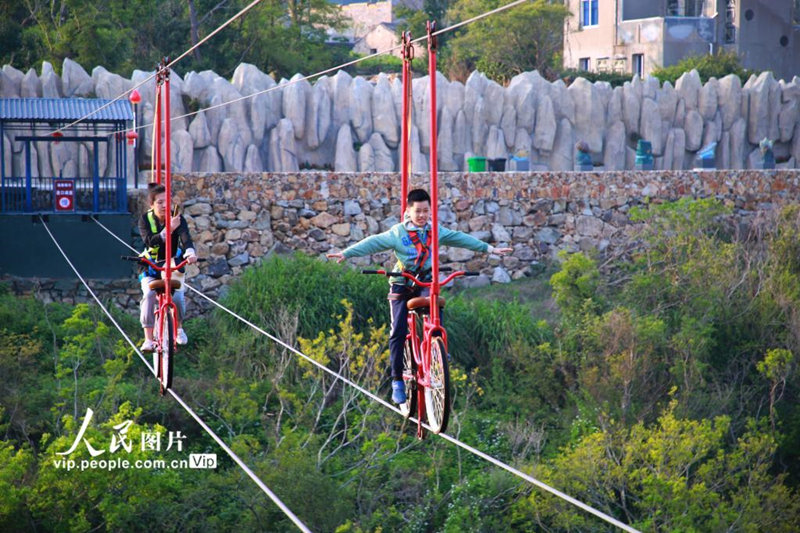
8 169 800 318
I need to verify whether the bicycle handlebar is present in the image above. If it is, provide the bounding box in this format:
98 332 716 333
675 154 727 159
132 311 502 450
361 268 480 286
121 255 205 271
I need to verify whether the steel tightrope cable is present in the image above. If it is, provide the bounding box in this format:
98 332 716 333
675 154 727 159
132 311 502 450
91 216 641 533
41 216 311 533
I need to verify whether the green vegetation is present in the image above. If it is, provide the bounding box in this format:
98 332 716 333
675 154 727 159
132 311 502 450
2 199 800 530
440 0 569 83
2 0 349 80
559 68 633 88
651 49 757 85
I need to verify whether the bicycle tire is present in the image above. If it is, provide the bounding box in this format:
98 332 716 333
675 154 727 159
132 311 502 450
159 310 175 393
425 336 450 434
399 338 417 419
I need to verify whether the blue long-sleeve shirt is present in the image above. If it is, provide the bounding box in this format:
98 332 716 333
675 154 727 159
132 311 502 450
341 220 490 284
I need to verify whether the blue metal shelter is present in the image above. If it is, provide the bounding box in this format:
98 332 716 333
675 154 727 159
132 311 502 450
0 98 133 214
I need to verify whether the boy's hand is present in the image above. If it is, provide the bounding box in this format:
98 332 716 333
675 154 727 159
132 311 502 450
492 247 513 256
326 252 345 263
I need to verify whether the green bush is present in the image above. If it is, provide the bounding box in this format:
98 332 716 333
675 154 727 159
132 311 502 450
651 49 757 85
219 253 388 339
559 68 632 87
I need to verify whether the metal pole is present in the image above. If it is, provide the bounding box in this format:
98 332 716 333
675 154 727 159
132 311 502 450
155 64 162 186
2 121 6 212
93 140 100 212
24 140 32 212
427 21 440 324
400 31 412 215
163 60 173 297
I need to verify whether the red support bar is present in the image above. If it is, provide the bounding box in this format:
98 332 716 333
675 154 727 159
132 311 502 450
400 31 413 215
163 60 173 295
154 78 162 185
427 21 440 325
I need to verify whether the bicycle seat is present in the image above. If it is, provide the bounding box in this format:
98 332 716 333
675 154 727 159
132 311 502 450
148 279 182 293
407 296 446 311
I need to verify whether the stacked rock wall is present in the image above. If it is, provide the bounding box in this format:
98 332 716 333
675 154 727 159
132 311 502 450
9 169 800 315
3 60 800 176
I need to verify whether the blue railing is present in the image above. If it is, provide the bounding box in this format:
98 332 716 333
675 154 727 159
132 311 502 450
1 175 127 213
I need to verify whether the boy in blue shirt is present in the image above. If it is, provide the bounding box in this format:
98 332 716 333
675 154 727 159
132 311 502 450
327 189 512 404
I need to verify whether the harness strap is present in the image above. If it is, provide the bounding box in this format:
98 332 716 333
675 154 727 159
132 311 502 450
407 229 431 274
144 210 160 260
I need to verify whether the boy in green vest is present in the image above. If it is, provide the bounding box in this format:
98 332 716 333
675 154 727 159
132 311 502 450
327 189 512 404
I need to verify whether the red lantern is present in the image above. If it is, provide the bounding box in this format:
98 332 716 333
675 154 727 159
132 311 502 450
52 131 63 145
129 89 141 105
126 130 138 146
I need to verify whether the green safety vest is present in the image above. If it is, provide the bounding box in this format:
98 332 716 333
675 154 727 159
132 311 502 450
141 210 162 261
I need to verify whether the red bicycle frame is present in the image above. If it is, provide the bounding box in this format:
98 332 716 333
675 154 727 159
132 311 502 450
124 254 189 393
364 268 475 437
137 255 189 341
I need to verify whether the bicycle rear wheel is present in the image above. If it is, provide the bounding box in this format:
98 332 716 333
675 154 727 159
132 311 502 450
158 310 175 393
425 336 450 434
399 338 417 418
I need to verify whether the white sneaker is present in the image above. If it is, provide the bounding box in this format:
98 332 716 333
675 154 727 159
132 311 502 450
141 339 156 352
176 328 188 345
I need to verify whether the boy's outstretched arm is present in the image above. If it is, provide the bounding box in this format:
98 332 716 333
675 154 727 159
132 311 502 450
326 251 346 263
326 229 398 264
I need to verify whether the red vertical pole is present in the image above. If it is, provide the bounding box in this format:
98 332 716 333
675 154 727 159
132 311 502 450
400 31 413 215
154 71 162 185
163 60 173 294
427 21 440 325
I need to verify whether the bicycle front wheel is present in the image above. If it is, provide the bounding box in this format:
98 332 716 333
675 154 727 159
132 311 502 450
425 336 450 434
158 310 175 393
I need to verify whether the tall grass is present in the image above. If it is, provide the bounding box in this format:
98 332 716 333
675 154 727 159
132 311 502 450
219 253 389 338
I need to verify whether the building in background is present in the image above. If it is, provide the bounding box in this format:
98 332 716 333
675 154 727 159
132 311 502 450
328 0 423 57
563 0 800 81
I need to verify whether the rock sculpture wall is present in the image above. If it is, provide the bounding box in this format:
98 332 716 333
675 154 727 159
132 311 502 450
3 59 800 176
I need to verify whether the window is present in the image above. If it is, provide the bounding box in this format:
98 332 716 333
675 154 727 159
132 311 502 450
667 0 705 17
581 0 598 27
632 54 644 77
725 0 736 43
579 57 590 71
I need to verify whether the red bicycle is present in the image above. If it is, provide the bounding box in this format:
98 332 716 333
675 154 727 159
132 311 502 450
122 255 192 394
363 268 478 436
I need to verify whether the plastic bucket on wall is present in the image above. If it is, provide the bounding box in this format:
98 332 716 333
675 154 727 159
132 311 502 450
467 157 487 172
511 157 529 171
488 158 506 171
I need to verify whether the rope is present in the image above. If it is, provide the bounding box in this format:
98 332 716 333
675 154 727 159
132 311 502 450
90 216 641 533
41 216 310 533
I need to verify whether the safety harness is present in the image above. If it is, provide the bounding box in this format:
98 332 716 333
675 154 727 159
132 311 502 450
141 210 161 260
407 229 431 273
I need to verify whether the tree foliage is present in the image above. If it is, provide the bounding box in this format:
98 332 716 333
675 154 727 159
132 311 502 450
651 49 756 85
441 0 569 83
3 0 347 79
